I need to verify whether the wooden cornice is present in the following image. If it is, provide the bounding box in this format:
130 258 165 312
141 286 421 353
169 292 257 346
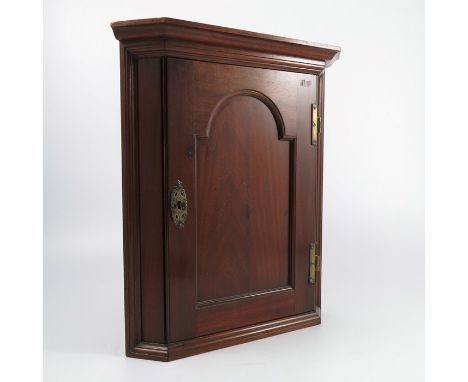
111 17 341 68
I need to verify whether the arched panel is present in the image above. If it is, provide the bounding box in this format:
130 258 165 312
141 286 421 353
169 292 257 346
196 93 295 304
204 90 292 140
166 58 317 342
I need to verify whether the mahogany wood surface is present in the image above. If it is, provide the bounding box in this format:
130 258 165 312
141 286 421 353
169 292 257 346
112 17 340 361
167 58 316 341
111 17 340 67
196 95 291 301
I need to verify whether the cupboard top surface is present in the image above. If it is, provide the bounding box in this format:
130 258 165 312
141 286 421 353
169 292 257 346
111 17 340 67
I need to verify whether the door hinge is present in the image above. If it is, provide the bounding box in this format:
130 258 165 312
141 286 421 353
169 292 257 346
311 104 319 145
309 242 320 284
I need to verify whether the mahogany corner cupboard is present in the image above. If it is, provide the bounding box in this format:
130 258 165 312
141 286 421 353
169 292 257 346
111 17 340 361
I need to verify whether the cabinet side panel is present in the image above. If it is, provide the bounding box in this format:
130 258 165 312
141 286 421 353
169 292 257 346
138 58 165 342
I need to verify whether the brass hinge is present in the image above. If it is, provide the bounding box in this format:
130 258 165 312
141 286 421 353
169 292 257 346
309 242 320 284
311 104 319 145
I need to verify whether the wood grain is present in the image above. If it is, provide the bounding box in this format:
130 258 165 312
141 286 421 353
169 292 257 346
113 17 340 361
137 58 165 342
129 311 320 361
166 58 317 341
111 17 340 67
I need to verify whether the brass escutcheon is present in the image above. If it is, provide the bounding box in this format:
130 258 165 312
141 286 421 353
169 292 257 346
170 179 188 229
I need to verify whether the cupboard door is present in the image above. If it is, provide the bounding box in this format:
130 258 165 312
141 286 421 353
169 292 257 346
167 58 319 342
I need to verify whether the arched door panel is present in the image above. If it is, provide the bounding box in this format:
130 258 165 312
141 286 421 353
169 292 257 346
167 58 318 341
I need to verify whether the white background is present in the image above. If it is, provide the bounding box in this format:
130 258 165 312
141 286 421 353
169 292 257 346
43 0 424 381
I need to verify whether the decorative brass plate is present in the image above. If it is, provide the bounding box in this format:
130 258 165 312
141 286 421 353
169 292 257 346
171 180 187 229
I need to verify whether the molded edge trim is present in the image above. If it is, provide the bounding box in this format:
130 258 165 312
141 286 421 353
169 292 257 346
128 310 320 361
111 17 340 67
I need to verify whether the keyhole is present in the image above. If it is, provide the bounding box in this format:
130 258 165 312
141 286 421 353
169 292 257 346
177 201 185 210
